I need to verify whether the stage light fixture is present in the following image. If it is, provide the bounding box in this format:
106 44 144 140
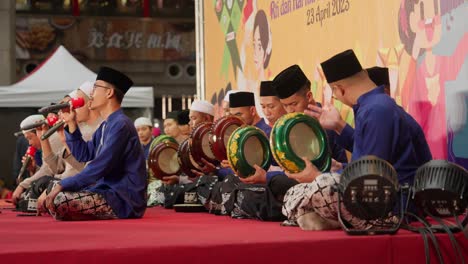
413 160 468 229
335 155 406 235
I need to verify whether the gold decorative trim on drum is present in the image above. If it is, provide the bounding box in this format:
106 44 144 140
209 115 244 161
148 141 181 180
270 112 331 173
189 122 219 166
178 138 202 178
150 135 177 151
227 126 271 178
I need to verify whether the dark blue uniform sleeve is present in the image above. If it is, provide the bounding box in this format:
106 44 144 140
216 167 234 181
326 130 348 164
266 171 284 182
336 124 354 152
65 127 98 163
61 124 129 191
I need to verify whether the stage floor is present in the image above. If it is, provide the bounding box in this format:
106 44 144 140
0 201 467 264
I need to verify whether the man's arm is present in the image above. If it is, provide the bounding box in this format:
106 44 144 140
65 126 98 163
60 124 130 192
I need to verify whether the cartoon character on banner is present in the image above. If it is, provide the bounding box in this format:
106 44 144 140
398 0 468 162
237 0 273 116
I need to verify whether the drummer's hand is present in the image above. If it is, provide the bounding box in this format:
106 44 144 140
220 160 231 169
162 175 179 185
330 159 343 172
305 103 346 134
285 157 321 183
240 164 267 184
36 190 48 216
199 158 217 174
190 169 205 177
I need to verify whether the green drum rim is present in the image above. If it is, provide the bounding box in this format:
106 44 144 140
228 126 271 178
270 112 329 173
151 135 177 150
317 152 332 172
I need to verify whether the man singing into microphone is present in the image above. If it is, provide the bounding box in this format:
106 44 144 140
45 67 147 221
11 114 60 206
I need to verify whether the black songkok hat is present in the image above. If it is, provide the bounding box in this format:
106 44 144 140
367 67 390 87
229 91 255 108
272 65 309 99
177 109 190 125
320 49 363 83
96 66 133 95
166 111 179 121
259 81 277 97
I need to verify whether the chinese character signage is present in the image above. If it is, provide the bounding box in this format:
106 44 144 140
16 16 195 61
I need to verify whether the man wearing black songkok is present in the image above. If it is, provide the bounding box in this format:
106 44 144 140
45 66 147 221
282 50 431 231
367 66 390 95
259 81 286 126
229 91 271 136
271 64 348 172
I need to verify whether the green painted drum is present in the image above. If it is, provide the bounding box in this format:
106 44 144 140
150 135 177 150
227 126 271 178
148 141 181 180
270 112 331 173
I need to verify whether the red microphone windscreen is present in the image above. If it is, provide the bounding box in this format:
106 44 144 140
26 146 37 157
70 97 85 109
46 115 59 126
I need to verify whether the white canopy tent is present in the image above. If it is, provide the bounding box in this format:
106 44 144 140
0 46 153 108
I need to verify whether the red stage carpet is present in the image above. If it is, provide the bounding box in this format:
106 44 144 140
0 203 467 264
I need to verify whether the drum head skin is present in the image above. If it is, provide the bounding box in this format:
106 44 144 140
270 112 331 173
209 116 244 161
227 126 271 178
190 122 219 166
148 141 181 180
147 135 178 180
178 138 202 178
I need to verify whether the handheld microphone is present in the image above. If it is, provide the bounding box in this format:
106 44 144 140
17 146 37 183
14 131 24 137
41 121 65 141
20 115 59 131
38 97 85 114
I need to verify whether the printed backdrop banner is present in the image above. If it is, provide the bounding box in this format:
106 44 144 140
202 0 468 168
16 16 195 61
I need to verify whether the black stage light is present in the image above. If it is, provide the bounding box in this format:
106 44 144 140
407 160 468 264
334 155 407 235
413 160 468 230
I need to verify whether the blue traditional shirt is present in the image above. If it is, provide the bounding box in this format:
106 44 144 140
336 124 354 152
142 137 155 160
348 86 432 184
62 109 147 219
255 118 272 137
34 150 43 167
